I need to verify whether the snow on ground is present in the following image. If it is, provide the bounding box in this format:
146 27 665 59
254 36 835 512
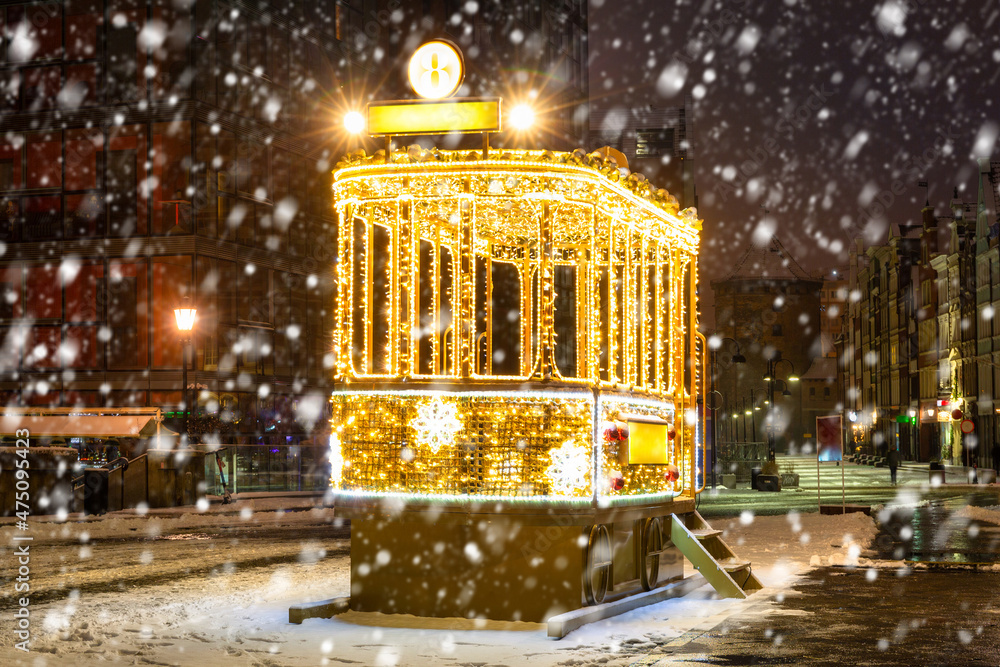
714 510 878 583
1 511 879 667
954 504 1000 526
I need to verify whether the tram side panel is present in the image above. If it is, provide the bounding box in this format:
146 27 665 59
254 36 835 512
349 512 588 622
345 509 686 623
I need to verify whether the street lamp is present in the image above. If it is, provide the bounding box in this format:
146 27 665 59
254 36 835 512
173 296 197 445
765 355 797 462
708 335 747 488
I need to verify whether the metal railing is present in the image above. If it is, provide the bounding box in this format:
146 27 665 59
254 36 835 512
717 441 768 482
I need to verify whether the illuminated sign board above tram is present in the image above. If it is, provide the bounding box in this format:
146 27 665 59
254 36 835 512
366 98 502 136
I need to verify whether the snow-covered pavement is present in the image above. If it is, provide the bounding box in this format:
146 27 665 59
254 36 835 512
0 505 896 666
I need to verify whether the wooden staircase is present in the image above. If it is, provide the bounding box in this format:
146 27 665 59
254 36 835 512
670 511 763 598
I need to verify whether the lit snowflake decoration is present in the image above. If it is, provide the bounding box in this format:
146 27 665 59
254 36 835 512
545 439 591 497
410 398 463 454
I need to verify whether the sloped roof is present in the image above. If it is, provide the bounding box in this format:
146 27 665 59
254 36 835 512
722 236 816 281
800 356 838 381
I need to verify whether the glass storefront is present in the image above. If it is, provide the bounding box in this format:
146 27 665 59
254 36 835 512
203 443 329 495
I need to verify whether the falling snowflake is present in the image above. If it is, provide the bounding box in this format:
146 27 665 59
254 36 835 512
410 398 463 454
545 439 591 497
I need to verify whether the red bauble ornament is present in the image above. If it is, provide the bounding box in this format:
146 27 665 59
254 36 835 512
667 428 676 440
609 473 625 491
664 464 680 483
605 422 629 441
951 408 963 420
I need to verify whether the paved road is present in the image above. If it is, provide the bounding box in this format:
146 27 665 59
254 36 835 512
636 567 1000 666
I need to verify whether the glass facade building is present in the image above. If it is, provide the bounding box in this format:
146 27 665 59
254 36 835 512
0 0 590 473
0 0 347 456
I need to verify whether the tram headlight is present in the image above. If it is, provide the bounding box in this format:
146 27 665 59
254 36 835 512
344 111 366 134
509 104 534 130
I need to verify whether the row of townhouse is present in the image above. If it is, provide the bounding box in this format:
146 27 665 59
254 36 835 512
843 159 1000 468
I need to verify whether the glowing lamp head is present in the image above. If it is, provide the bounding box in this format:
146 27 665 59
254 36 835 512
509 104 535 130
344 111 366 134
173 297 197 332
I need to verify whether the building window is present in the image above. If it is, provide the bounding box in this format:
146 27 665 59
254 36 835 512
106 4 146 105
22 195 61 241
66 127 104 237
108 259 149 369
635 128 675 158
5 4 63 63
0 264 22 320
25 265 59 320
24 327 60 368
152 121 192 234
26 131 61 188
152 256 191 368
108 124 148 236
0 133 23 190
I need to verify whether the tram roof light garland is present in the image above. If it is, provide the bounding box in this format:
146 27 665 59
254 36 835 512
333 148 701 248
328 144 703 502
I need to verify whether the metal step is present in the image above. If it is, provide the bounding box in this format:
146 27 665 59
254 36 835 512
672 512 763 598
715 557 751 573
690 528 722 540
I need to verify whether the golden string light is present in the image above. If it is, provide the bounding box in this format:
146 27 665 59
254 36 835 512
330 148 702 501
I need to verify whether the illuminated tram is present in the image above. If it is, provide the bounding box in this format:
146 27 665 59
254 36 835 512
321 42 760 625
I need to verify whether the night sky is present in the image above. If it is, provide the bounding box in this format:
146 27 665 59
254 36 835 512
589 0 1000 324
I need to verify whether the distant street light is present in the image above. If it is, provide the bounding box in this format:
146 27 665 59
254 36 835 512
173 296 197 445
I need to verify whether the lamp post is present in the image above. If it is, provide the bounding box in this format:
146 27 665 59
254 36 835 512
764 355 798 462
173 296 197 445
743 393 757 442
749 387 761 442
708 335 746 488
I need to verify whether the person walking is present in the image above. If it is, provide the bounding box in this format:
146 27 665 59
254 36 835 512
887 446 900 485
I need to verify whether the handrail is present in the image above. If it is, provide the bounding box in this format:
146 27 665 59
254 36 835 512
72 453 145 488
694 330 708 494
105 456 130 473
